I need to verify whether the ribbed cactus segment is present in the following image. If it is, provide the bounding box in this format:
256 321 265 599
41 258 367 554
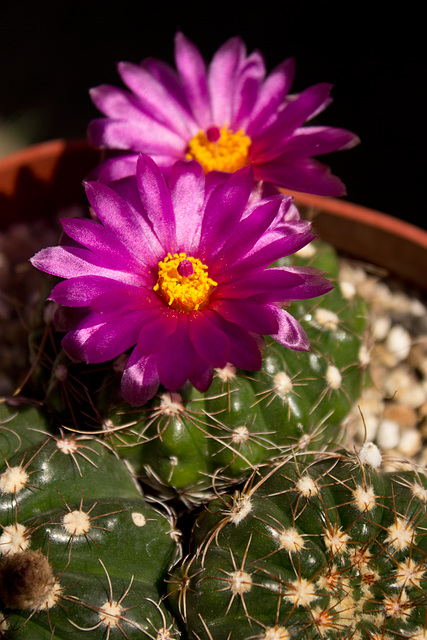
0 407 180 638
104 241 367 498
168 446 427 639
0 400 49 458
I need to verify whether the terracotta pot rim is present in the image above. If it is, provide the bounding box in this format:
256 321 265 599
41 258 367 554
286 189 427 252
0 138 89 174
1 139 425 247
1 139 426 291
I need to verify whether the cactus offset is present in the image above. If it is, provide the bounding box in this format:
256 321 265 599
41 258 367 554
0 403 180 638
168 445 427 639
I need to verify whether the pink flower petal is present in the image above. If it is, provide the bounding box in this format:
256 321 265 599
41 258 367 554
88 34 358 196
50 276 140 308
188 310 230 368
268 306 310 351
118 61 196 138
155 314 195 390
85 180 164 263
207 36 245 125
174 32 211 129
121 347 160 406
137 308 179 355
135 154 176 251
168 160 205 254
61 310 147 363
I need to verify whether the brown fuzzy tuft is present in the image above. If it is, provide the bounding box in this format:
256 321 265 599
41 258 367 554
0 549 56 611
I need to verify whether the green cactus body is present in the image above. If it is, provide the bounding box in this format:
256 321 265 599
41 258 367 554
0 400 50 458
168 445 427 640
103 241 367 498
0 405 180 638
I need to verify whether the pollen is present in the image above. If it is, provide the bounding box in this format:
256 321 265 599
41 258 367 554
0 465 29 494
154 253 217 312
186 126 251 174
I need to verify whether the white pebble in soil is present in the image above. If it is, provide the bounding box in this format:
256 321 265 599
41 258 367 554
372 315 392 342
376 419 401 450
398 429 422 457
385 325 412 363
383 366 426 409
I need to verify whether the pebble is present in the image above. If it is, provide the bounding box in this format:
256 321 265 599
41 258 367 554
371 315 391 341
398 428 422 457
383 403 417 429
348 387 384 442
377 419 401 450
341 258 427 463
397 384 427 410
384 324 412 362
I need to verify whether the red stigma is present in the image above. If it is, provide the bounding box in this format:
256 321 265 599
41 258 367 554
177 259 194 278
206 126 221 142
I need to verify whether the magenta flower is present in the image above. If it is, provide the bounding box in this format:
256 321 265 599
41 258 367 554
31 155 332 406
88 33 359 196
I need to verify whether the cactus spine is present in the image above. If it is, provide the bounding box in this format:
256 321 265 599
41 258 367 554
99 240 368 499
168 445 427 639
0 402 180 638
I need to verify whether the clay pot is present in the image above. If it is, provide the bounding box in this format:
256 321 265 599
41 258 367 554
1 139 426 292
287 189 427 293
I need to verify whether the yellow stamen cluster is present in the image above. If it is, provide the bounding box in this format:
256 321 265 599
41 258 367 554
186 127 251 173
154 253 217 312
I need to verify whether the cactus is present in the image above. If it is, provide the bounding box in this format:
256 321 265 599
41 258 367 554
0 400 50 458
0 403 180 638
167 444 427 639
27 240 367 501
97 240 367 500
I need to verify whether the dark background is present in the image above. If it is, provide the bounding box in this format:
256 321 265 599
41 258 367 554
1 2 424 228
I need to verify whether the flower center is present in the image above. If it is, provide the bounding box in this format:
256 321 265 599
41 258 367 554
154 253 217 312
186 126 252 173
